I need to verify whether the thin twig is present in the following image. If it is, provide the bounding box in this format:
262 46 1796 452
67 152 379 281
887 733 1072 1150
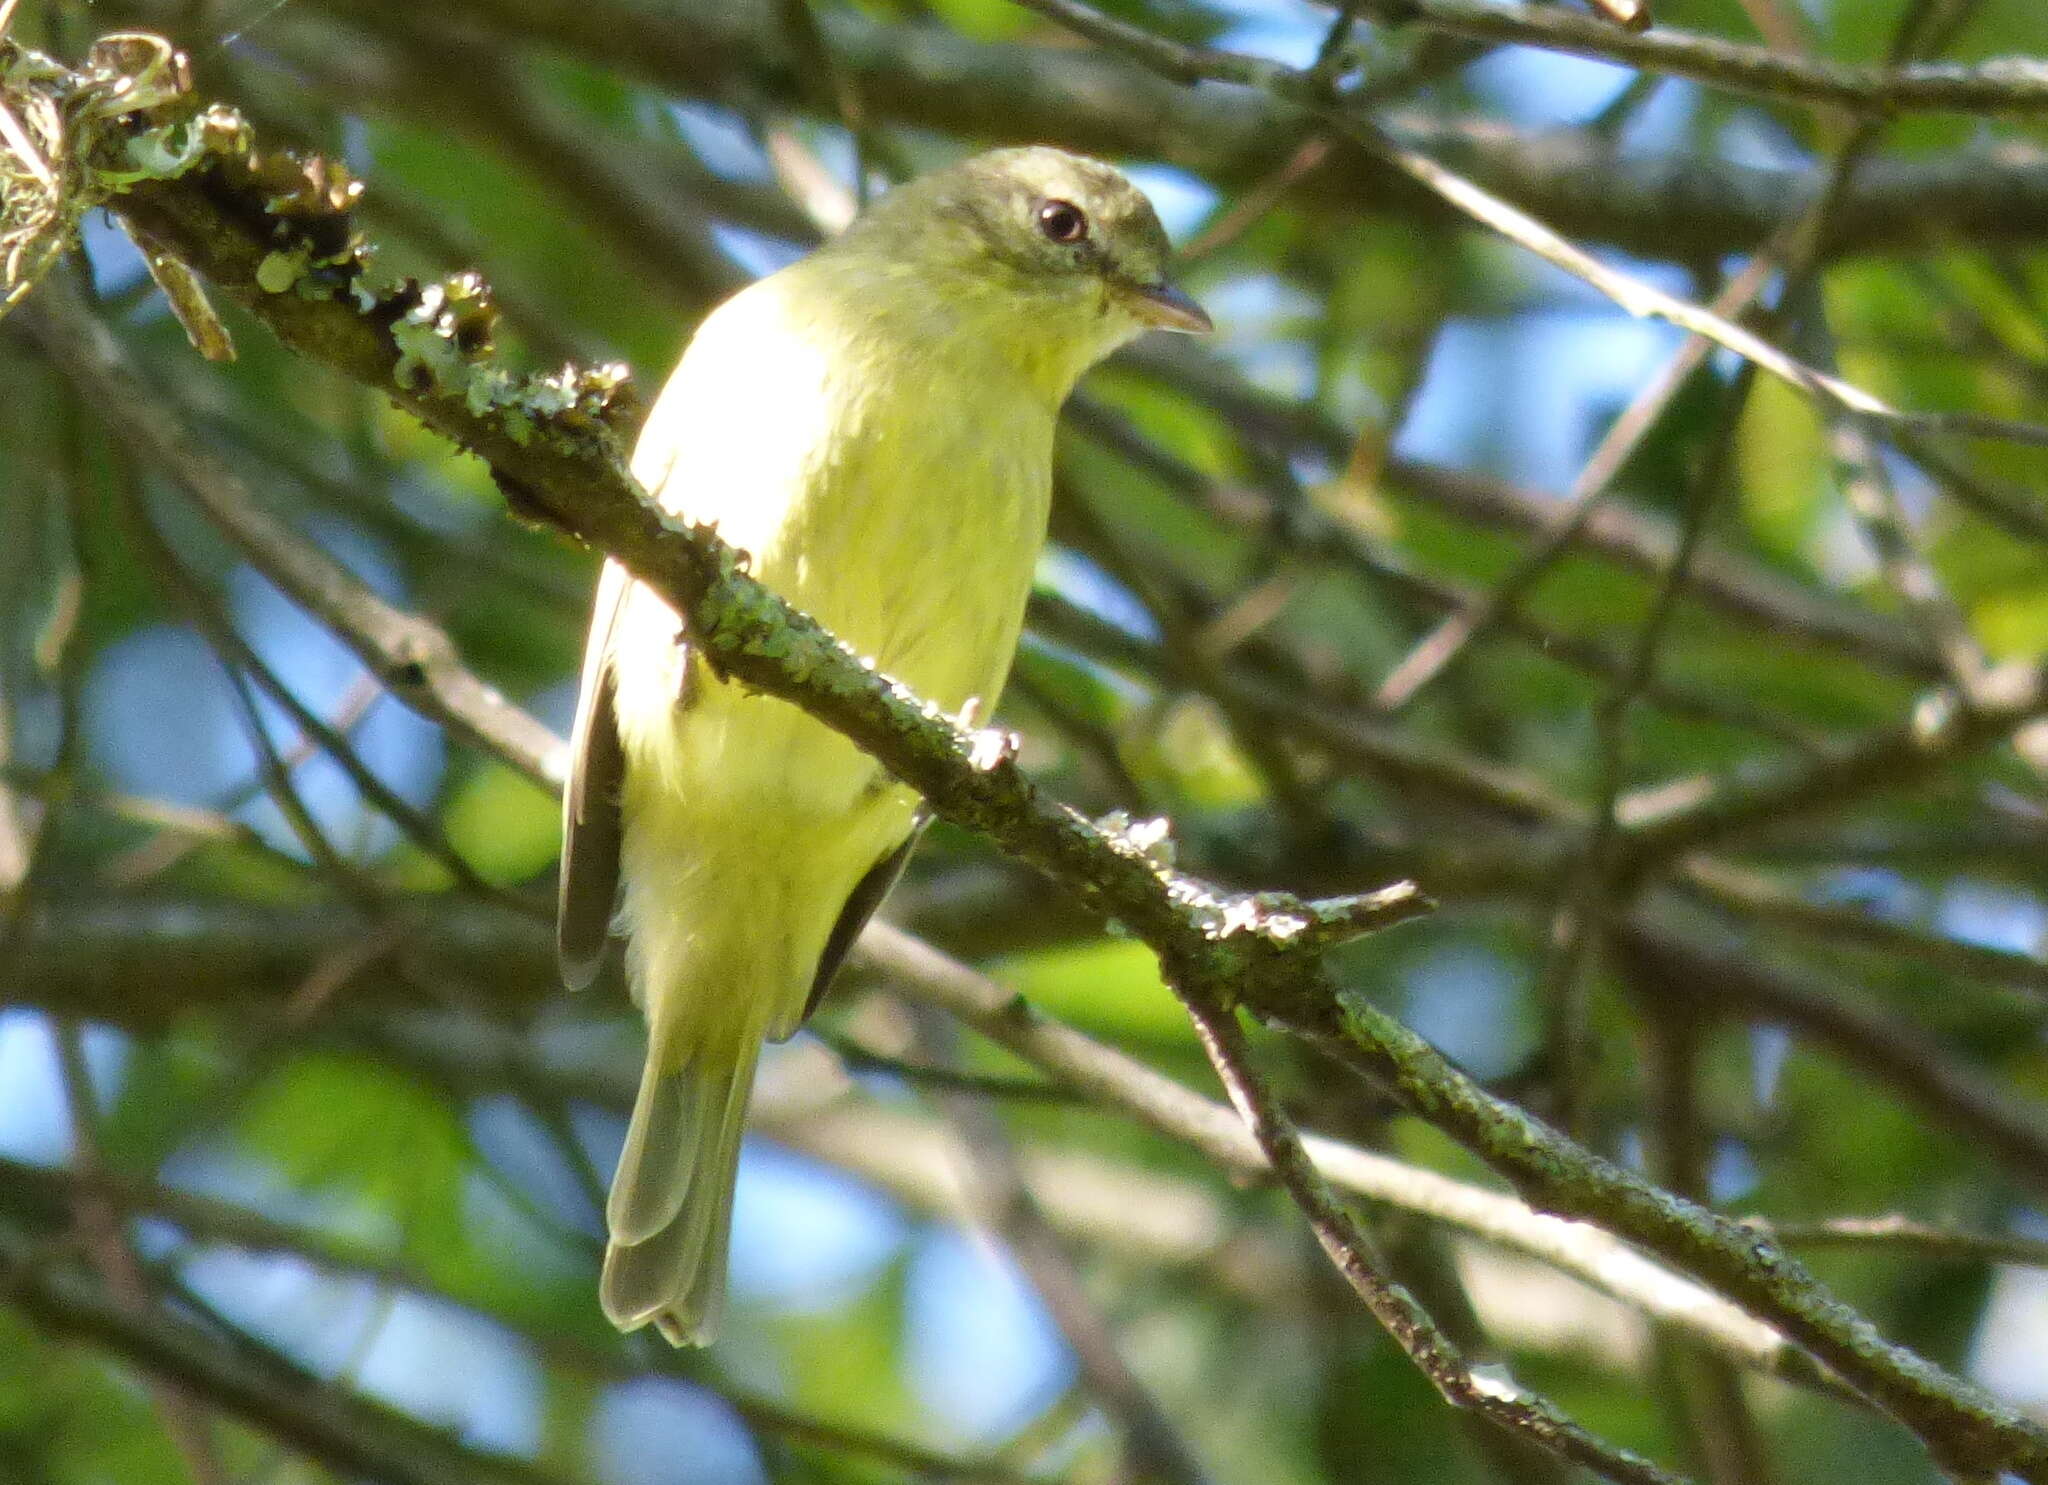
0 1154 1059 1484
1009 0 2048 462
1537 361 1757 1134
1348 0 2048 116
21 286 566 793
1759 1216 2048 1269
939 1059 1215 1485
855 925 1836 1395
1620 921 2048 1198
53 1024 231 1485
1677 858 2048 1006
1066 399 1830 748
1372 254 1778 711
1636 1000 1776 1485
1116 347 1939 680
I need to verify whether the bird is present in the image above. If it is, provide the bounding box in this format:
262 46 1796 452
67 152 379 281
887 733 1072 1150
558 145 1209 1345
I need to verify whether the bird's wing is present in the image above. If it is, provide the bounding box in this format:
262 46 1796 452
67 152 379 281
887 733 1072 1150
558 557 631 989
785 811 932 1037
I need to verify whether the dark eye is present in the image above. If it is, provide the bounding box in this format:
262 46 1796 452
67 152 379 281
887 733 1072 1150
1036 199 1089 245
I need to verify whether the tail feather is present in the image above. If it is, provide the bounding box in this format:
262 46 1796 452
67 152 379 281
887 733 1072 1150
601 814 873 1344
600 1044 759 1344
606 1059 712 1246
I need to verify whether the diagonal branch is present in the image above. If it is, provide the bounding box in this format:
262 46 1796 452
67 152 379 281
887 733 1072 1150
0 1219 569 1485
18 284 567 792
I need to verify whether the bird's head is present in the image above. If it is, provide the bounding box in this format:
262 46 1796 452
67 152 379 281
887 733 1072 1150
834 146 1210 396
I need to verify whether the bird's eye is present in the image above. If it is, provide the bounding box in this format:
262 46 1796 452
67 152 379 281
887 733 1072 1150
1036 199 1089 245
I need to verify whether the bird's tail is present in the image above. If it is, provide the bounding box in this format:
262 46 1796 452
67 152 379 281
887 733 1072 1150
599 1036 759 1346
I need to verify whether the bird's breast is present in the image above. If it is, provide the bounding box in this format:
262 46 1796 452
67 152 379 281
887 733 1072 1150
781 386 1053 708
612 273 1056 822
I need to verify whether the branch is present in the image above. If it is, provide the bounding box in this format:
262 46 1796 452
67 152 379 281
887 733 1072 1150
1617 662 2048 865
1282 1003 2046 1475
20 287 562 788
0 1220 566 1485
60 81 1414 978
1067 398 1829 747
1618 920 2048 1198
299 0 2048 262
939 1081 1217 1485
51 1022 230 1485
855 925 1834 1392
1013 0 2048 463
1351 0 2048 115
0 1158 1045 1485
1371 253 1778 712
7 886 1881 1410
281 15 749 309
1679 858 2048 1005
1123 345 1940 682
1177 992 1690 1485
1758 1216 2048 1270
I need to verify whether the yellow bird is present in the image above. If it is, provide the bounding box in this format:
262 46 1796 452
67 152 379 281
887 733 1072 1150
558 146 1209 1344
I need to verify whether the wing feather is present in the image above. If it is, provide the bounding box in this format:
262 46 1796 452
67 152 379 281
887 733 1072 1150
783 812 930 1037
558 559 631 989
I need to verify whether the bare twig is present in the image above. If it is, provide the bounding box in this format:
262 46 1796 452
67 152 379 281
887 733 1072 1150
20 286 566 793
942 1076 1216 1485
1759 1216 2048 1269
1372 255 1778 711
1537 362 1758 1132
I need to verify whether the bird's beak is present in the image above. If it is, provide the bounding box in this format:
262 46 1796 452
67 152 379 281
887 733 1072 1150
1126 278 1213 334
